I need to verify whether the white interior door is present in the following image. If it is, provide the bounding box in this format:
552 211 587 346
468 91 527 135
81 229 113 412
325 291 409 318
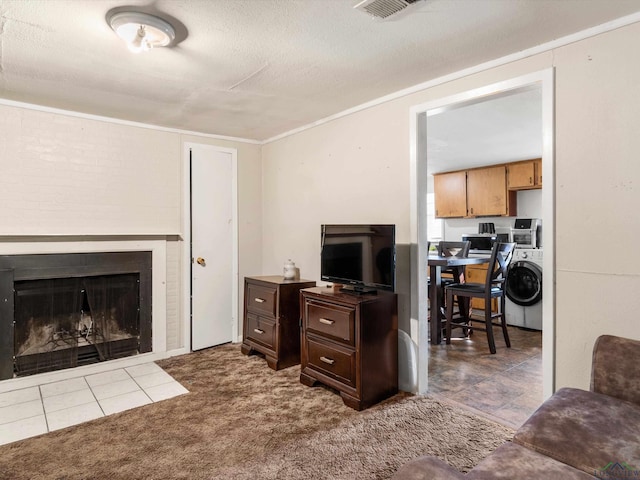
190 145 235 350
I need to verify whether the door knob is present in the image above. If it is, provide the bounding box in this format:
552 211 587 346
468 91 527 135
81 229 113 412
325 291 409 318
196 257 206 266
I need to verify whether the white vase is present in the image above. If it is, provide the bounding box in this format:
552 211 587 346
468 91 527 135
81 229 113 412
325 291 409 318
283 259 296 280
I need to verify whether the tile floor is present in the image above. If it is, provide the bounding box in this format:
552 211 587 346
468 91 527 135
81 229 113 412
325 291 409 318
429 325 543 429
0 362 188 446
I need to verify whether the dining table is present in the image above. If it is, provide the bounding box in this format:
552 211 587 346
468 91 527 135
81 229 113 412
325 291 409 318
428 255 491 344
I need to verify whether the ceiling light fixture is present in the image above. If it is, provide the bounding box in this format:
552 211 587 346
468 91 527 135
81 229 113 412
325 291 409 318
107 11 175 53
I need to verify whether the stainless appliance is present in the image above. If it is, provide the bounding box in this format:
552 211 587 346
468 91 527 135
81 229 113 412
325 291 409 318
462 229 510 254
510 218 541 248
460 233 497 253
505 248 543 330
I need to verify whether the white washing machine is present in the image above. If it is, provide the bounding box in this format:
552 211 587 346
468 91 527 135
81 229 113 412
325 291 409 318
505 248 543 330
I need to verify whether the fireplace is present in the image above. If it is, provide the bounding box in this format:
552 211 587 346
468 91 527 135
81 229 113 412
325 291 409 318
0 252 152 380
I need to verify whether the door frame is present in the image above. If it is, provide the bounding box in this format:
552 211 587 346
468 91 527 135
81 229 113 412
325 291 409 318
409 69 556 398
182 142 239 352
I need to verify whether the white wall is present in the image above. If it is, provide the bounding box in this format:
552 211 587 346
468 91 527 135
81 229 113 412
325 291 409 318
262 22 640 392
261 101 413 329
0 105 181 235
553 23 640 388
0 104 263 351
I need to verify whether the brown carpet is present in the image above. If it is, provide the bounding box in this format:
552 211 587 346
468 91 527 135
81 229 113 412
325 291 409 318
0 344 513 479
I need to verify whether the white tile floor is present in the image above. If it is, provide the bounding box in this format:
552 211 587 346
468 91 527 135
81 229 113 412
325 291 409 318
0 362 188 446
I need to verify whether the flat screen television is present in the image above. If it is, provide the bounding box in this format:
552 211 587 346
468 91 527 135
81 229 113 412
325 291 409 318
320 224 395 294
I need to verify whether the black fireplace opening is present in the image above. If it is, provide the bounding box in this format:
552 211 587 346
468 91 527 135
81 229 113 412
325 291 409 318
0 252 152 380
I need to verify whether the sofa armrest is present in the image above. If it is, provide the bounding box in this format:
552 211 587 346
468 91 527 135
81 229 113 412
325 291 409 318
591 334 640 406
392 456 466 480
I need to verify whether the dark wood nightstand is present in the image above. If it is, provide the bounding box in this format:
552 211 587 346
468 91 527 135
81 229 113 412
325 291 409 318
299 287 398 410
241 276 315 370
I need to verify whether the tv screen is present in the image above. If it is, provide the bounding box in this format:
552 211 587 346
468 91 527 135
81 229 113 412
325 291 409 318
321 224 395 293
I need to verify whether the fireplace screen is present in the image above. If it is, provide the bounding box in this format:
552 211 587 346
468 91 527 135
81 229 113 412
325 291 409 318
14 273 141 376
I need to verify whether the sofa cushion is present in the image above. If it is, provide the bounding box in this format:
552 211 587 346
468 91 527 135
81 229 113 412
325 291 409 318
514 387 640 475
466 442 594 479
591 335 640 406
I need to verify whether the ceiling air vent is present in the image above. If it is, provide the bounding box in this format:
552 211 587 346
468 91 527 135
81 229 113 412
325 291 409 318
354 0 422 20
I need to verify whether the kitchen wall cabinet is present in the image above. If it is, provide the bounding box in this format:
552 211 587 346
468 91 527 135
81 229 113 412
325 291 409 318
434 164 518 218
507 159 542 190
467 165 516 217
534 159 542 187
434 171 467 218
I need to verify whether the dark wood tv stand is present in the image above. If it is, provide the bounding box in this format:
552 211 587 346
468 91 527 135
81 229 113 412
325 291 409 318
299 286 398 410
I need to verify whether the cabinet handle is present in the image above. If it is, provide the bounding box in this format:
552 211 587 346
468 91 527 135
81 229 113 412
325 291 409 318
253 328 264 335
529 176 532 184
320 356 335 365
319 318 334 325
254 298 265 303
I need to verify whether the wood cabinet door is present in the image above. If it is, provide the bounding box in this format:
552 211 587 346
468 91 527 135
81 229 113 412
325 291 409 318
467 165 508 216
434 171 467 218
534 159 542 186
508 161 536 189
466 265 497 312
466 265 486 310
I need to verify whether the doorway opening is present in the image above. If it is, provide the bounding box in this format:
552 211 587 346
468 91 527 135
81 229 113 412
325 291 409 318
409 70 555 413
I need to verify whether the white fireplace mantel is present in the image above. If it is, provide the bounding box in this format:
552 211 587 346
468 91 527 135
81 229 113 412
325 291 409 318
0 236 171 393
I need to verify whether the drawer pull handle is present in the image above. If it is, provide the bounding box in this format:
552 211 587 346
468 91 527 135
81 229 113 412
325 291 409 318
319 318 334 325
254 298 266 303
253 328 264 335
320 356 335 365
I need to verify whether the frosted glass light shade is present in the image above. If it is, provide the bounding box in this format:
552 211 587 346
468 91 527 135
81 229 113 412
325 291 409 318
108 11 175 52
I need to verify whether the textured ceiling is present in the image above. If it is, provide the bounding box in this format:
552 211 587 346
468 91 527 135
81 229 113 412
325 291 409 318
427 87 542 174
0 0 639 141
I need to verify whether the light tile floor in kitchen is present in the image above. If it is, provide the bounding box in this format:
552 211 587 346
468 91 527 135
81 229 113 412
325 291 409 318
429 325 543 429
0 362 188 446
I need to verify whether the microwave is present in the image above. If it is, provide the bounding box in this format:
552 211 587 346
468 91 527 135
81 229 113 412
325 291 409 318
461 233 511 253
461 234 497 253
510 229 539 248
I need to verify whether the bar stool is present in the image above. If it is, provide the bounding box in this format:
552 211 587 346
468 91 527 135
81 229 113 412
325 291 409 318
444 242 515 354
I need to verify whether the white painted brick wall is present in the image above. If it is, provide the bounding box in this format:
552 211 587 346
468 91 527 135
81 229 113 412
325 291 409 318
0 105 181 235
0 103 264 356
0 103 186 354
165 239 182 350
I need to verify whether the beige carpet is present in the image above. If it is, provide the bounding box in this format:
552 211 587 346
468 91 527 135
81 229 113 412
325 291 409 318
0 344 513 479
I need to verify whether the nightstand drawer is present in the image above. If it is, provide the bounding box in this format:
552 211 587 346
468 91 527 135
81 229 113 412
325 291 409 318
306 300 355 345
246 283 277 316
245 313 276 349
306 336 356 387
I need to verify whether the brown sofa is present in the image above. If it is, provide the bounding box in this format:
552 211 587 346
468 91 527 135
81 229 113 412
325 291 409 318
392 335 640 479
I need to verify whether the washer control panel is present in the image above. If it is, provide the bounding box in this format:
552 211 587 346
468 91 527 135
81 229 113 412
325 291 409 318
513 248 543 263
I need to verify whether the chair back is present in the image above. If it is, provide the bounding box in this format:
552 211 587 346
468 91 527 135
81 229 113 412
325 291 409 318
437 241 471 258
438 241 471 282
485 242 516 288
